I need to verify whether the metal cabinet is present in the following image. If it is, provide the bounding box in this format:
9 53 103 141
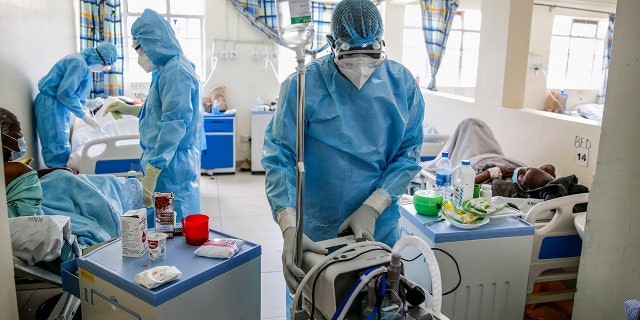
201 114 235 174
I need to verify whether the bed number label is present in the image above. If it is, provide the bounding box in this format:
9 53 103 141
576 148 589 167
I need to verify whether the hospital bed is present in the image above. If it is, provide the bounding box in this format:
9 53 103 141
67 98 142 177
520 193 588 305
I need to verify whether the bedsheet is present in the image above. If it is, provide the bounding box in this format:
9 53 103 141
420 118 526 174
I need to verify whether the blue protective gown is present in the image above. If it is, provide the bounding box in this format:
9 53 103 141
131 9 205 225
262 55 424 247
34 46 115 168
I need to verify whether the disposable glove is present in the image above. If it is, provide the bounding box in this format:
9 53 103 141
141 164 161 207
338 189 391 241
102 101 142 120
277 207 328 292
81 114 101 131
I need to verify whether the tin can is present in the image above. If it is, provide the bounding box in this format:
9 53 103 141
154 192 175 238
148 232 168 261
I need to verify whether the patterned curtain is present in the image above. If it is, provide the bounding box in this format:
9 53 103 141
229 0 381 56
79 0 124 97
600 13 614 104
421 0 458 90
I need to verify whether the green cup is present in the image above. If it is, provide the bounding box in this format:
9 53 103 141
473 184 481 198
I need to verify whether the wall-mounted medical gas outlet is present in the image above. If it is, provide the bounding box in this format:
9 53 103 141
250 51 259 60
230 50 238 60
241 134 251 142
220 50 229 60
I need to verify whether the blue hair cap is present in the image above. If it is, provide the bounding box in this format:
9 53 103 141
330 0 383 48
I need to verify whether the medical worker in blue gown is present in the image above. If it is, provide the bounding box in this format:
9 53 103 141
34 42 117 168
103 9 204 226
261 0 425 302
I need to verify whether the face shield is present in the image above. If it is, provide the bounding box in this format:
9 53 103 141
329 36 387 89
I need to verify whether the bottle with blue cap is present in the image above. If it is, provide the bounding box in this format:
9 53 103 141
435 152 453 201
452 160 475 210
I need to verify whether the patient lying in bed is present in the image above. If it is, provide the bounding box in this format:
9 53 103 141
2 107 125 267
420 118 588 202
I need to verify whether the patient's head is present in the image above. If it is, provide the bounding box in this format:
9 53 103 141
0 107 24 162
514 166 555 191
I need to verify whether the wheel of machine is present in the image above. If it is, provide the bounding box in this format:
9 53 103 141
35 293 82 320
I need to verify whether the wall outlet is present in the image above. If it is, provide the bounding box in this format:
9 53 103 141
241 134 251 142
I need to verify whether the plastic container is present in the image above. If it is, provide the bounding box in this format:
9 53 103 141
413 190 443 216
481 184 492 201
276 0 314 49
122 170 143 213
452 160 475 209
435 152 453 201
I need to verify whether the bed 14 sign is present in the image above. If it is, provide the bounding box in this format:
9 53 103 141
575 135 591 167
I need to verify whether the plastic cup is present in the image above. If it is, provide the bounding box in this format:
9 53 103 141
181 214 209 246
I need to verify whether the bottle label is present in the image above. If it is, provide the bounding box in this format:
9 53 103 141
288 0 311 24
435 173 451 187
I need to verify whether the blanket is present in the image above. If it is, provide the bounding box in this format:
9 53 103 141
36 170 125 246
421 118 525 174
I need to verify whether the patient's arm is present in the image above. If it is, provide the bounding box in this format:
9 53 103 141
475 166 516 184
36 167 74 178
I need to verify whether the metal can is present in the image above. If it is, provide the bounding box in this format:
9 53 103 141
148 232 168 261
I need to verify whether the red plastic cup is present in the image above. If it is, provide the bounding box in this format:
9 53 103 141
181 214 209 246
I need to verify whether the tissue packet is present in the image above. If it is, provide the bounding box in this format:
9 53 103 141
135 265 182 289
194 238 244 259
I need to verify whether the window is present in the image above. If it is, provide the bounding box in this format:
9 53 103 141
402 7 481 94
123 0 205 82
547 16 608 89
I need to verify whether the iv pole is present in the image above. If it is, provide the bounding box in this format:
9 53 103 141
294 47 306 270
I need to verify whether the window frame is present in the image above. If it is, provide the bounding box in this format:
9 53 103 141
547 16 607 90
121 0 206 82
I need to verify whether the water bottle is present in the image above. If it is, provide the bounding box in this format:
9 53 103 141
275 0 314 49
452 160 475 210
435 152 453 201
123 170 143 213
559 90 568 112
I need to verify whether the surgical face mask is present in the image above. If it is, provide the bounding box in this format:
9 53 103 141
89 64 109 73
138 52 157 73
512 167 525 186
334 53 385 89
2 133 27 161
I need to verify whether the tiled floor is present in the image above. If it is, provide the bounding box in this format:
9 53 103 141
16 171 286 320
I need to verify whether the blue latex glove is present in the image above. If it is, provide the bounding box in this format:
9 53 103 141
338 189 391 241
103 101 142 120
141 164 161 207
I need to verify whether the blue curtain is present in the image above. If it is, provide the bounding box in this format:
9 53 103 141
79 0 124 97
600 13 614 104
421 0 458 90
229 0 381 56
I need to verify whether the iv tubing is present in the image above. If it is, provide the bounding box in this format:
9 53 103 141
290 241 392 320
333 266 387 320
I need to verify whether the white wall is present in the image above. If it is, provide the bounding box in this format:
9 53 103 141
202 0 282 164
0 0 77 316
574 0 640 316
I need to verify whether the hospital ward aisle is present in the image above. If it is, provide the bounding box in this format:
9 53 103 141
16 171 287 320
